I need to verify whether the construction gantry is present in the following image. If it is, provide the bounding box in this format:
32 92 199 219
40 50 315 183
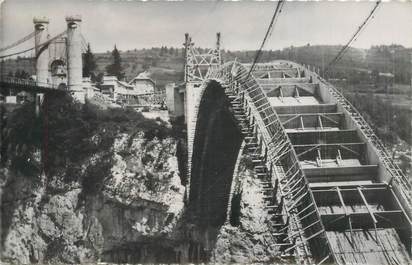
184 33 223 198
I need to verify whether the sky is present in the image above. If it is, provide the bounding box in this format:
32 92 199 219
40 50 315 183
0 0 412 54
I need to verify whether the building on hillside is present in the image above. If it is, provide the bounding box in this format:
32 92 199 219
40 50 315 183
378 72 395 79
99 76 115 98
376 72 395 90
129 71 156 95
99 75 140 104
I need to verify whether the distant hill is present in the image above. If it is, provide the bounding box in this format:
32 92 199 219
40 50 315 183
94 48 185 91
224 44 411 84
1 44 411 90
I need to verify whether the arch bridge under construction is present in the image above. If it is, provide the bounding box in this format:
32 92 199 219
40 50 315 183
179 33 412 265
1 21 411 264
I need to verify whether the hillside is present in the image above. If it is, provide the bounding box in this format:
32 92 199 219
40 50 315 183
94 48 185 91
94 44 411 91
1 44 410 92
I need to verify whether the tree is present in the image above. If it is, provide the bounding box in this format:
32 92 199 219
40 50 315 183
371 69 379 84
14 69 30 79
399 154 411 175
142 63 150 71
82 43 97 78
95 73 104 84
151 59 158 67
14 70 21 78
106 45 124 80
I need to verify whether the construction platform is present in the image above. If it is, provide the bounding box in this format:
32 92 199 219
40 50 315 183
256 61 411 264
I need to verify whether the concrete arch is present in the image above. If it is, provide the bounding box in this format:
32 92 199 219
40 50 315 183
183 59 412 263
187 79 243 228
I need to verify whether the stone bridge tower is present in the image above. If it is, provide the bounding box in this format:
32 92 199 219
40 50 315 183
33 17 50 87
32 16 84 101
66 15 84 101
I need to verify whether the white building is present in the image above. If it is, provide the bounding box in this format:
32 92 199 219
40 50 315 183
128 71 156 95
99 76 140 104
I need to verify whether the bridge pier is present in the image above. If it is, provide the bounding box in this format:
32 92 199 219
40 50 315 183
185 82 203 196
33 17 50 87
66 15 84 103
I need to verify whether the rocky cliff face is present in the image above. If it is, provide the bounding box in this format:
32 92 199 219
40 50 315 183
1 97 288 264
211 154 287 264
91 133 185 263
1 130 185 264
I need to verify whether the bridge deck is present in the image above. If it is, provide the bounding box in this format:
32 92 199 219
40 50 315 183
328 229 410 265
0 77 66 94
274 102 337 114
279 112 344 130
257 63 411 264
268 96 320 106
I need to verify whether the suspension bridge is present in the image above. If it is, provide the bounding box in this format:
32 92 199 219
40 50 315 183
0 15 90 101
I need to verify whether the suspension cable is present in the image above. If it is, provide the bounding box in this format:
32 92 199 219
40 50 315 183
246 0 285 80
0 31 37 53
0 46 35 60
0 30 67 60
80 33 89 53
324 0 382 74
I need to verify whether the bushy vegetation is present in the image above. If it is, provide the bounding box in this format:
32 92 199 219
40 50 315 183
8 69 31 79
1 103 43 176
1 94 174 186
83 104 173 141
345 91 411 145
81 152 112 195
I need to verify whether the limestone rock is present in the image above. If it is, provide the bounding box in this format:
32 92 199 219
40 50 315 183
1 131 185 264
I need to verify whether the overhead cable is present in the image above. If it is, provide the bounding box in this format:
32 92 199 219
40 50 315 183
324 0 382 74
246 0 285 80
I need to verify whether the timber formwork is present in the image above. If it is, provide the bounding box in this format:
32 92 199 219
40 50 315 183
205 60 411 264
184 33 222 200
